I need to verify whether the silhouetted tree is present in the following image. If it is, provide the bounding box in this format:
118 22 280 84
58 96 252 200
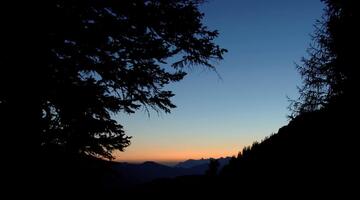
0 0 226 160
205 159 219 176
290 0 359 116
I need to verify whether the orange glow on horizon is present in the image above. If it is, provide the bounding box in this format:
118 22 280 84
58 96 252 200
114 147 240 164
113 132 257 164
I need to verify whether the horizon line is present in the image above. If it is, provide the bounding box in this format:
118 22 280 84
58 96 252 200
114 155 234 165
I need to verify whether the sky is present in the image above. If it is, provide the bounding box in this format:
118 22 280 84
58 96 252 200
114 0 324 165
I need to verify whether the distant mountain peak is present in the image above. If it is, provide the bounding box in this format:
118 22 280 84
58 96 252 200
142 161 160 165
175 157 231 169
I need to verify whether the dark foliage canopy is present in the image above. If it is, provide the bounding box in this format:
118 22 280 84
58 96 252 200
290 0 359 115
0 0 226 160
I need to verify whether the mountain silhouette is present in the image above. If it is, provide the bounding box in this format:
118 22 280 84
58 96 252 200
103 158 228 191
175 157 231 169
175 158 210 168
111 161 188 185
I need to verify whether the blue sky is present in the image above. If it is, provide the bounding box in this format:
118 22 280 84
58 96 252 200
115 0 324 164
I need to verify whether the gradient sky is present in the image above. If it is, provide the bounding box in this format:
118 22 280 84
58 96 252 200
114 0 324 164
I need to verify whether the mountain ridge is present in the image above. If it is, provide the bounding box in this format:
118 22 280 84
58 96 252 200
175 157 231 169
105 157 231 189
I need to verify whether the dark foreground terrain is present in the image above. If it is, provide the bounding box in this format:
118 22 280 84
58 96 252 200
37 98 358 198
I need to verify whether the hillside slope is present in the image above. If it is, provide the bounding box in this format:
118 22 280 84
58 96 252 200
219 102 358 196
133 103 358 197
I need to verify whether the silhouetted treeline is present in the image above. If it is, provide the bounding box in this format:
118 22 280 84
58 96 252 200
220 105 357 194
290 0 359 115
218 0 359 195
